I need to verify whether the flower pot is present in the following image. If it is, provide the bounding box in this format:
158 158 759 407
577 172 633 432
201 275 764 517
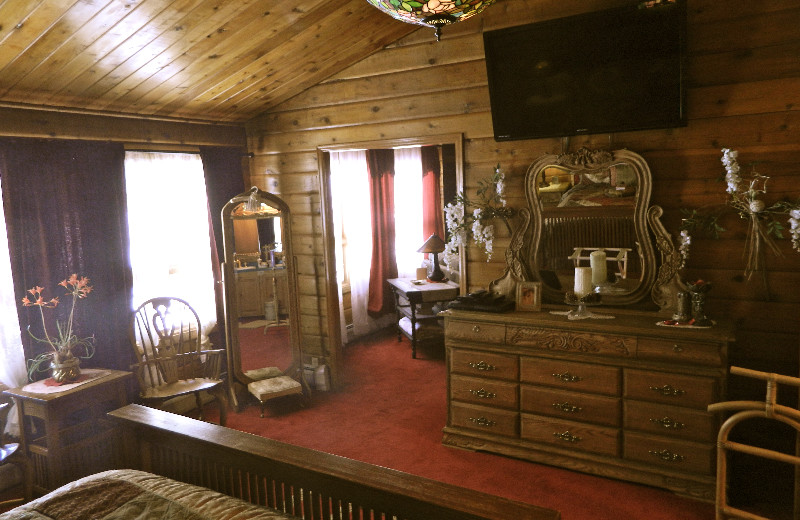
51 356 81 383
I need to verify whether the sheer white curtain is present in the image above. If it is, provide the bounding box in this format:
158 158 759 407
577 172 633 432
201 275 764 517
0 182 28 436
124 152 217 336
393 147 424 278
330 150 389 339
330 148 426 343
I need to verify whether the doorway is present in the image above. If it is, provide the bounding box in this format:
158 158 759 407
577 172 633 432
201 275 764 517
317 134 465 388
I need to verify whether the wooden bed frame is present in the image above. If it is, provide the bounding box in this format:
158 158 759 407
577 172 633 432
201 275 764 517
109 404 560 520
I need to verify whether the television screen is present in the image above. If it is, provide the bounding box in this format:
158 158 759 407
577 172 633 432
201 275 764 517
483 1 686 141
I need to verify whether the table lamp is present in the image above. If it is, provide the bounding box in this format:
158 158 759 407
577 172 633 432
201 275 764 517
417 234 446 282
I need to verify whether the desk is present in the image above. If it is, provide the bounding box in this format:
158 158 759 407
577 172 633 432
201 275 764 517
387 278 459 358
3 369 132 498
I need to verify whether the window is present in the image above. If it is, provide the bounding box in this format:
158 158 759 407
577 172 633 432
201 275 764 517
124 151 216 335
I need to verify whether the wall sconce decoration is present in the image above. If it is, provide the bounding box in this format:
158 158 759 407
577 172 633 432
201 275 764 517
418 233 446 282
365 0 496 41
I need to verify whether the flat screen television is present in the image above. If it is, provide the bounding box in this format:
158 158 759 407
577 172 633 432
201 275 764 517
483 1 686 141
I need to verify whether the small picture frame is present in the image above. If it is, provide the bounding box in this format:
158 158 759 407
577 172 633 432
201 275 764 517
516 282 542 312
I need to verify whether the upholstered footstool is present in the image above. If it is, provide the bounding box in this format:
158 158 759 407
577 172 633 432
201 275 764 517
247 376 303 418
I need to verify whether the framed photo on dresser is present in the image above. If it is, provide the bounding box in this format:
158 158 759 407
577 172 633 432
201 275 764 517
516 281 542 312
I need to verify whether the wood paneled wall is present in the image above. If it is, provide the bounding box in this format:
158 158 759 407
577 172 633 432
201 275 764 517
0 107 246 147
245 0 800 377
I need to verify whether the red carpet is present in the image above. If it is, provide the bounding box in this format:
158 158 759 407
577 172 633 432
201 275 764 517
213 328 715 520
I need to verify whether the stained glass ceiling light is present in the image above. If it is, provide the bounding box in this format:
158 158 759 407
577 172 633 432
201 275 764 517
366 0 496 41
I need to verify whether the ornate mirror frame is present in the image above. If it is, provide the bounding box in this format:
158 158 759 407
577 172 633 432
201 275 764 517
221 187 304 410
506 147 661 307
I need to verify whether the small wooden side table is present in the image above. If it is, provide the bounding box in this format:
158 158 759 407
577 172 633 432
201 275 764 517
3 369 132 498
388 278 459 358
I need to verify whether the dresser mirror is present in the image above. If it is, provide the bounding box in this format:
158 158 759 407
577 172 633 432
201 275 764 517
508 148 658 307
222 187 303 410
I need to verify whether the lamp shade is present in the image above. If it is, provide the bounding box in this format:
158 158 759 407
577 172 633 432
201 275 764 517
365 0 496 41
417 233 446 254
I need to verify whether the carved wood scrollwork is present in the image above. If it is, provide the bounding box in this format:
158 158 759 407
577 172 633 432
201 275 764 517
556 147 615 169
647 205 686 315
507 327 633 357
489 208 531 297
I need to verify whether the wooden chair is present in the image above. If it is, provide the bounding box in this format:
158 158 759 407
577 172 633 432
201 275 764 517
0 388 24 509
129 297 227 426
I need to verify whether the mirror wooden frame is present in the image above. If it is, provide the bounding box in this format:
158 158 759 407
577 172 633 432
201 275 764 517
221 187 304 410
500 147 658 307
317 134 466 389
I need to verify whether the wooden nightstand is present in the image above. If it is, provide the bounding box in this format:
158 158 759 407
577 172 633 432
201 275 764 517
387 278 459 358
3 369 132 499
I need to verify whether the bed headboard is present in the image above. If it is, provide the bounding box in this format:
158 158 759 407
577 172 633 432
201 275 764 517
108 404 560 520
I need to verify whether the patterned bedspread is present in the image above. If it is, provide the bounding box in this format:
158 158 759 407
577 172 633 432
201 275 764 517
0 469 292 520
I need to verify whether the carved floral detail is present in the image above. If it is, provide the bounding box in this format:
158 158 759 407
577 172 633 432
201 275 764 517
556 147 615 169
507 327 633 357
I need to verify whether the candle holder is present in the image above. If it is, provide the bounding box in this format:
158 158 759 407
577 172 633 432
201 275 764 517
550 291 615 320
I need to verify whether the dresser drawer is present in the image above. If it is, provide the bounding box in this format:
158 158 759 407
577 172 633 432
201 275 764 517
624 400 717 442
521 357 621 396
451 375 518 409
450 348 518 381
521 386 621 427
450 402 518 438
446 320 505 344
624 369 718 409
521 415 620 457
507 326 635 358
624 431 714 475
637 337 723 367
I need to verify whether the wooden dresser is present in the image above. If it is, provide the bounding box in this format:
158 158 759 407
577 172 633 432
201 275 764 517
442 308 734 501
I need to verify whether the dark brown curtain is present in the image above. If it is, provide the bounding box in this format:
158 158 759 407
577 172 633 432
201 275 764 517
199 146 247 350
0 138 133 372
421 145 444 243
366 149 397 316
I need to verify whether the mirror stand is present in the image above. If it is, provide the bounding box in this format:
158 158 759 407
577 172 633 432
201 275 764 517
648 205 688 315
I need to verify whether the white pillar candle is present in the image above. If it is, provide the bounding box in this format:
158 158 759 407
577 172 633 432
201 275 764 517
574 267 592 297
590 250 607 285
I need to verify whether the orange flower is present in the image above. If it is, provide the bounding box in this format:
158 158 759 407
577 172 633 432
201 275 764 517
21 274 95 361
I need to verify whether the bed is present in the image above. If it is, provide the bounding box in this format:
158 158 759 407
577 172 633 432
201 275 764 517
1 404 559 520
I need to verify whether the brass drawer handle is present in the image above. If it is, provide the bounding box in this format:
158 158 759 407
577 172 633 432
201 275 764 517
468 416 496 427
472 325 481 333
553 371 583 383
553 431 581 443
469 388 496 399
468 361 497 371
672 344 683 353
553 402 582 413
649 384 685 397
648 449 684 463
649 416 685 430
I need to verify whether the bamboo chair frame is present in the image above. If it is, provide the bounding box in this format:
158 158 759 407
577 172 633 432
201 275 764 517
708 366 800 520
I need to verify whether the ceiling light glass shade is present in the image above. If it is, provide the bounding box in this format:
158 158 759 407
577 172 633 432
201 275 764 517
366 0 496 40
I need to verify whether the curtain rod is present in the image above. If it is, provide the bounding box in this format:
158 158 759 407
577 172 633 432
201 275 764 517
124 144 201 154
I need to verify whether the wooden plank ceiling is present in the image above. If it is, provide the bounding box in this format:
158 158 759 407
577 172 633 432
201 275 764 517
0 0 417 123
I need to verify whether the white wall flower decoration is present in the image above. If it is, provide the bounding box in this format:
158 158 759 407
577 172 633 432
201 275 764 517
443 165 515 263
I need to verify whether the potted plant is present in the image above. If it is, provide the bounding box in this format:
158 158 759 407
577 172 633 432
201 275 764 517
22 274 95 383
